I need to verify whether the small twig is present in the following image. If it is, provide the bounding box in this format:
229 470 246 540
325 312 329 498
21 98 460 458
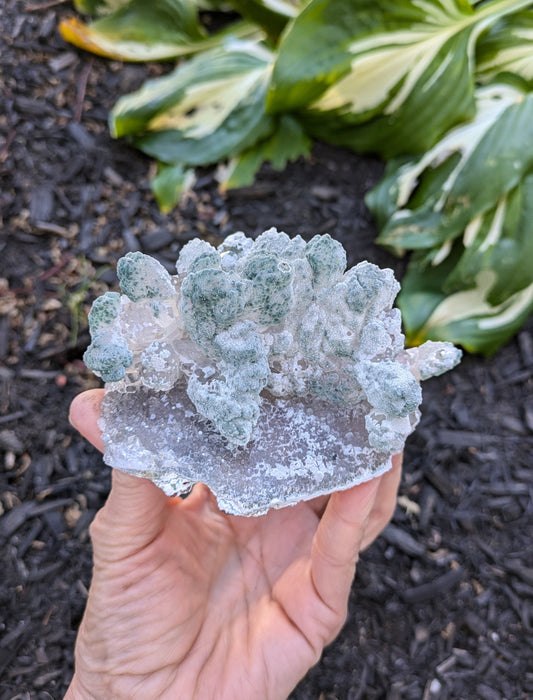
39 254 73 281
33 221 73 237
19 369 60 379
75 59 92 123
0 411 28 425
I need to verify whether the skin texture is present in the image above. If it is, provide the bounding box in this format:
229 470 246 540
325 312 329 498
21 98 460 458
65 389 402 700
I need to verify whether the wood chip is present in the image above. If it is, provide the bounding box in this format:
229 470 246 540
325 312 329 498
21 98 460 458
401 567 464 604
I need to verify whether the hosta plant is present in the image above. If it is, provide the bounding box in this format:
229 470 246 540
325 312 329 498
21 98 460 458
366 83 533 354
268 0 532 157
59 0 533 353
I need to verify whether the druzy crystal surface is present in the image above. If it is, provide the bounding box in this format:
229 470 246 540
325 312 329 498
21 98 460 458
84 229 461 515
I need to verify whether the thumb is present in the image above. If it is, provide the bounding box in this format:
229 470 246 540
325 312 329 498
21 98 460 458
70 389 169 553
69 388 106 453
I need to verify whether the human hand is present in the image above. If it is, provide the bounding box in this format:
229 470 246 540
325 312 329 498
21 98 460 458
65 389 401 700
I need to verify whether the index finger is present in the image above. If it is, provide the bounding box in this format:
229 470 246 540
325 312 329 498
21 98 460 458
310 476 382 613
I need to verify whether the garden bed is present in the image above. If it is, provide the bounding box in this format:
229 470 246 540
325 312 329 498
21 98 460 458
1 3 532 698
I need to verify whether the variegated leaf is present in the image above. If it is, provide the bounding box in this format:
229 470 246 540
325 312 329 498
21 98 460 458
444 179 533 304
477 10 533 87
397 173 533 355
60 0 258 62
399 255 533 355
367 84 533 250
111 40 275 165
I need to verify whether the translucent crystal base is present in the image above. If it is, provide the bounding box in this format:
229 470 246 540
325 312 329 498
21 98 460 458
101 382 415 516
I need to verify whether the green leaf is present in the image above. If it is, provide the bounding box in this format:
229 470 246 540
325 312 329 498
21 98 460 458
399 243 463 343
73 0 128 15
151 162 196 212
445 176 533 305
227 0 303 41
399 250 533 355
111 40 275 165
367 153 461 232
61 0 204 61
217 114 312 189
268 0 531 157
477 10 533 88
369 84 533 250
61 0 258 62
398 173 533 355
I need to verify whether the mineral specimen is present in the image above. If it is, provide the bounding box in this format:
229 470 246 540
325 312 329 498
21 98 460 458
84 229 461 515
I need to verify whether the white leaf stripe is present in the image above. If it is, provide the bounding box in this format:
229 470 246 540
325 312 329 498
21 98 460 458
478 196 506 253
261 0 301 17
462 214 483 247
420 273 533 335
393 84 522 210
148 67 271 137
478 284 533 329
478 28 533 81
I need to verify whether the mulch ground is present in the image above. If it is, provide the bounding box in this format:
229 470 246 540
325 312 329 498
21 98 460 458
1 2 532 698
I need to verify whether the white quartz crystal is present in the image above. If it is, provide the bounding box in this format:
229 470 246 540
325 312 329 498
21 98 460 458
84 229 461 515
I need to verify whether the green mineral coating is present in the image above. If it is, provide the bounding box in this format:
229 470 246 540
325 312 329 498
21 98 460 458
269 330 292 356
309 373 354 403
253 228 294 255
83 333 132 382
176 239 219 276
322 324 356 358
297 306 324 363
252 229 308 263
189 250 221 273
344 262 398 313
359 321 392 357
228 361 270 394
242 253 294 325
365 413 406 453
186 374 259 446
213 321 270 399
87 292 121 333
305 234 347 288
185 319 270 443
357 361 422 417
217 232 253 269
258 289 293 325
242 253 292 287
117 251 174 301
180 268 248 347
213 321 266 365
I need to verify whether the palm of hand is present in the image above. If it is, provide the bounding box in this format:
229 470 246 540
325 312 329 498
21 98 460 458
80 482 343 700
68 390 400 700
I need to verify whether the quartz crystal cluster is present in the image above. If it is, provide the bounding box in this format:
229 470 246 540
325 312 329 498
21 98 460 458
84 229 461 515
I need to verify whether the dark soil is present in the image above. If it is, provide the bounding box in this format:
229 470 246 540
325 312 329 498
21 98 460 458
1 3 532 698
